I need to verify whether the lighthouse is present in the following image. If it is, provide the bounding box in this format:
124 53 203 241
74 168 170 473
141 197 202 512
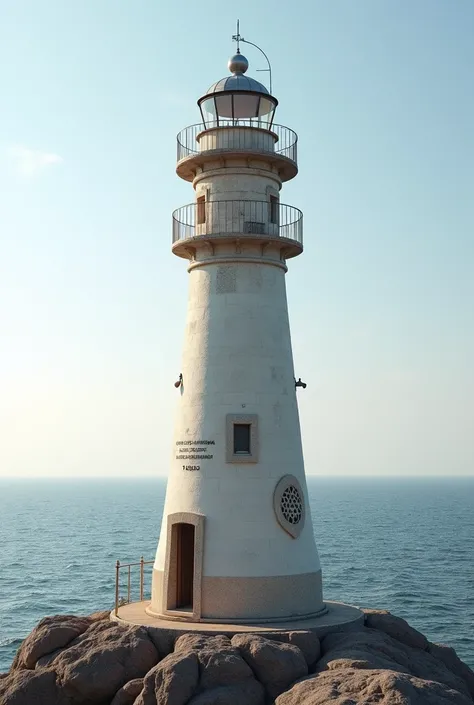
147 47 325 624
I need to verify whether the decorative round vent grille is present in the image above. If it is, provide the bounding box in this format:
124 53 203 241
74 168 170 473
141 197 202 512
280 485 303 525
273 475 306 538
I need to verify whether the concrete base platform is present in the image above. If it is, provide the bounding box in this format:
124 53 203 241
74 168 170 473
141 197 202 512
111 600 364 640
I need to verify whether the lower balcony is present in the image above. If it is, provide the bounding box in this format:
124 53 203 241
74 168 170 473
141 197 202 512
172 200 303 260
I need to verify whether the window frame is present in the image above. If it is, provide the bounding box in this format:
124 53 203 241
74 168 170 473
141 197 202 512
196 195 206 225
270 195 279 225
226 414 259 464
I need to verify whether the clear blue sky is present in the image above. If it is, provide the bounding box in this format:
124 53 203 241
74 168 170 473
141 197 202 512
1 0 472 477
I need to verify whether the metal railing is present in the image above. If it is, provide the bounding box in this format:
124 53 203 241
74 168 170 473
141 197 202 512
177 121 298 164
114 557 154 616
172 200 303 247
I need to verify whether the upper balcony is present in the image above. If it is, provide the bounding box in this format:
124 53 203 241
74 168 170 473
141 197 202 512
176 120 298 183
172 199 303 260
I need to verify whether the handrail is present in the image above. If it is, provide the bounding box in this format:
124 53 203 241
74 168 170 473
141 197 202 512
177 121 298 164
172 200 303 247
114 557 154 616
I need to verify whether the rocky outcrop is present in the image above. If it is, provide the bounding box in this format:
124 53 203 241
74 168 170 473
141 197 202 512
52 621 159 703
275 668 473 704
134 651 199 705
363 608 429 651
174 634 264 704
187 678 264 705
111 678 144 705
10 615 92 670
0 668 71 705
232 633 308 700
1 608 473 705
257 630 321 671
428 641 474 700
317 628 471 697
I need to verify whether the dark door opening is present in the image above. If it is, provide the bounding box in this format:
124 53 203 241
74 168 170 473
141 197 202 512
175 523 195 609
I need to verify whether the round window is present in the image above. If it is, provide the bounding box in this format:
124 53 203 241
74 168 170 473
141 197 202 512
273 475 306 538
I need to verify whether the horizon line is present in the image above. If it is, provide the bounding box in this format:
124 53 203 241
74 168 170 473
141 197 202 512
0 474 473 480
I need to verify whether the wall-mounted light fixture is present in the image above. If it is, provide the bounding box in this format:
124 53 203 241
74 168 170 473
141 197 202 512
174 373 183 389
295 377 307 390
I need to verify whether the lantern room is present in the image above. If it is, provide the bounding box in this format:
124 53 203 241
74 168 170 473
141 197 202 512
197 50 278 128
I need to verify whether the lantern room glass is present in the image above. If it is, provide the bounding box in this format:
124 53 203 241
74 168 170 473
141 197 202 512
199 92 277 129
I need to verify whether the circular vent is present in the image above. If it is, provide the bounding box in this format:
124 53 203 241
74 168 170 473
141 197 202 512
280 485 303 525
273 475 306 538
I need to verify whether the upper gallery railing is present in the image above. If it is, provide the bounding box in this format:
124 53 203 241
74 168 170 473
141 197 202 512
177 121 298 165
172 200 303 247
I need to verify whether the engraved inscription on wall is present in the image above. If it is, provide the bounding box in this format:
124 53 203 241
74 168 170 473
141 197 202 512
175 439 215 471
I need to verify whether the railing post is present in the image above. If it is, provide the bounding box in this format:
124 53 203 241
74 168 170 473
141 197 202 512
115 560 120 617
140 556 144 602
127 565 131 604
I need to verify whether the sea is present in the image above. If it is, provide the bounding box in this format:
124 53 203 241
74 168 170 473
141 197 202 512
0 477 473 673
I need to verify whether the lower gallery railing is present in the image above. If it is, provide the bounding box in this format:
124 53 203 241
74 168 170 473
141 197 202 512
172 200 303 246
114 558 154 616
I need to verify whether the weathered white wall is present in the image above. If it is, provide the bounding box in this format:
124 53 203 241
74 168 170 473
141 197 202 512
198 126 276 154
155 260 321 579
196 170 280 201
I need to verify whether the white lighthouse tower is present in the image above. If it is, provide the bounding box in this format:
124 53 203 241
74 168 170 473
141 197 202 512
148 46 325 624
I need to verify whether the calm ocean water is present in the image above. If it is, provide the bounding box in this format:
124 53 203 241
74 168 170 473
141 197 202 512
0 477 473 672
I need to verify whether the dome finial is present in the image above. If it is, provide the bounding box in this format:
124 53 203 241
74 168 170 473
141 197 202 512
228 52 249 75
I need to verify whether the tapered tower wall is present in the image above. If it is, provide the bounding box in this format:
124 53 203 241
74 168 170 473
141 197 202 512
149 258 323 620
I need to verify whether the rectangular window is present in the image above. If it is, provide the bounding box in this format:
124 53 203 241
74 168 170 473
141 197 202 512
197 196 206 225
270 195 279 225
233 424 251 454
226 414 258 464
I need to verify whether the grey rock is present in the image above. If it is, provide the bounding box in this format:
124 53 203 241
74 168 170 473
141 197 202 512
134 651 199 705
428 641 474 699
35 647 63 669
286 632 322 670
111 677 144 705
187 678 265 705
11 615 91 670
175 633 253 690
363 609 429 651
257 631 321 670
0 668 71 705
275 667 473 704
174 634 230 655
318 628 471 698
52 621 158 703
4 609 474 705
87 609 113 623
288 632 321 670
147 626 176 659
232 633 308 700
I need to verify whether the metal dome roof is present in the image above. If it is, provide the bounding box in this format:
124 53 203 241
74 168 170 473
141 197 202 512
204 52 270 96
205 73 269 96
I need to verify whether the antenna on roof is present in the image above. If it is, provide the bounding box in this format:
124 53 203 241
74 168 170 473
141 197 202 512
233 19 241 52
232 20 273 94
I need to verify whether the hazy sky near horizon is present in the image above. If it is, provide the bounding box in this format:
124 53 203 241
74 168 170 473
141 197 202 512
0 0 473 478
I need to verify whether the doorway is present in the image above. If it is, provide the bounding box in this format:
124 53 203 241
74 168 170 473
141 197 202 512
164 512 204 619
174 522 195 609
